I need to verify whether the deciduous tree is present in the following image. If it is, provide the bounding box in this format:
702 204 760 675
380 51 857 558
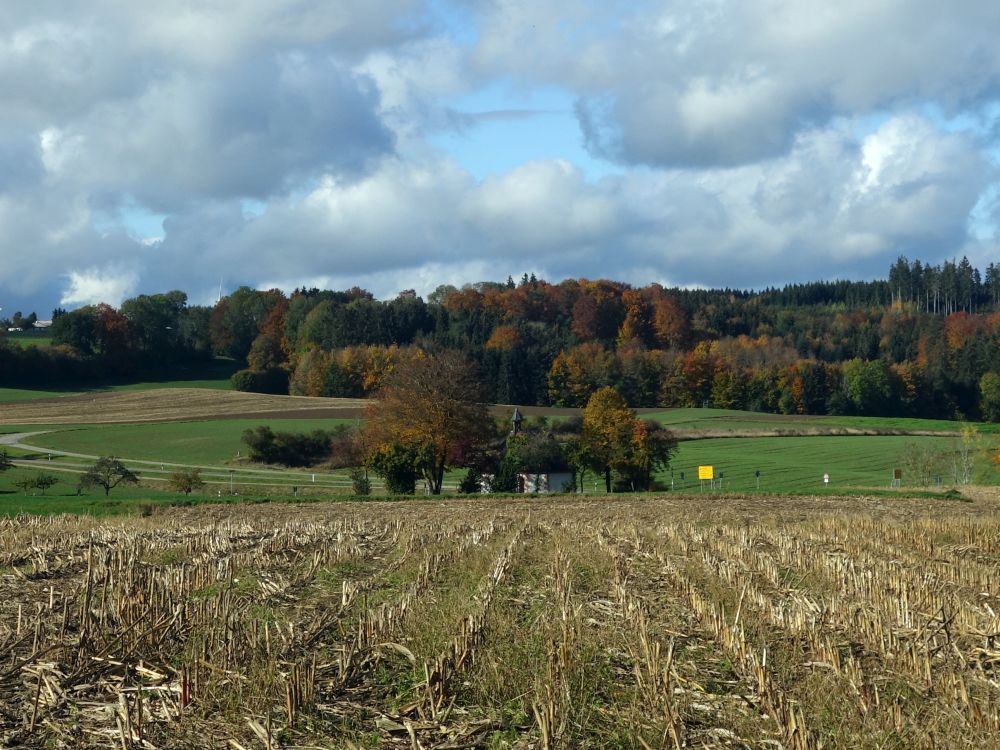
364 350 490 494
580 387 676 492
581 387 639 492
79 457 139 496
32 473 58 495
980 372 1000 422
168 469 205 495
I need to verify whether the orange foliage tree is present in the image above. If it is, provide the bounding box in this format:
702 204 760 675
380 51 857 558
364 351 492 494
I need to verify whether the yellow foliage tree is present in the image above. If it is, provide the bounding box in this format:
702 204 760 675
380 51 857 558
581 386 676 492
582 387 640 492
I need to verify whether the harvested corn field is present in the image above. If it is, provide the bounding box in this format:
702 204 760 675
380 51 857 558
2 494 999 749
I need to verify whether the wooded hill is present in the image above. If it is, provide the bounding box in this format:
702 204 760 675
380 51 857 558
5 255 1000 420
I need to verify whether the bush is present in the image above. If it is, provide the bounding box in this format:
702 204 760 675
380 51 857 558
366 442 419 494
458 468 481 494
242 425 347 467
350 467 371 495
231 367 288 394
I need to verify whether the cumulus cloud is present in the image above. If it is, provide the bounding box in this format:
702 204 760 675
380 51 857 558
61 266 139 307
0 0 997 316
470 0 1000 167
51 57 393 212
126 115 996 301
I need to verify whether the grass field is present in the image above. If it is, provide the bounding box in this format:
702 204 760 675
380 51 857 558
4 390 997 515
666 434 990 492
0 464 204 516
12 405 998 495
24 418 358 464
645 406 974 434
3 333 53 348
0 358 238 403
0 387 82 402
2 495 999 748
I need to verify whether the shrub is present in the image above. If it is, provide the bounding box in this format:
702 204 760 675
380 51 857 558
242 425 347 467
349 467 371 496
458 468 481 494
366 442 419 494
231 367 288 394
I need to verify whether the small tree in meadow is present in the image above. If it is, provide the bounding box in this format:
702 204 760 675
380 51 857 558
168 469 205 495
79 457 139 496
14 473 59 495
33 474 59 495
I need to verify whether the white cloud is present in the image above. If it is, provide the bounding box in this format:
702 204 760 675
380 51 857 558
130 115 994 300
0 0 998 315
468 0 1000 167
60 266 139 307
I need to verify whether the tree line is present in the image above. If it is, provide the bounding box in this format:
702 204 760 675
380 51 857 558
5 256 1000 419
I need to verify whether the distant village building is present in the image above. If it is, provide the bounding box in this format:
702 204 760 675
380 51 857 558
507 406 576 494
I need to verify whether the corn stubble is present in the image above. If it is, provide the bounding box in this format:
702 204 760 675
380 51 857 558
1 494 999 748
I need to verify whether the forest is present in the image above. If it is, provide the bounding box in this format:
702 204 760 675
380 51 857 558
4 255 1000 420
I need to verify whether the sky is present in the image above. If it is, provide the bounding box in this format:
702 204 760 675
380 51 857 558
1 0 1000 316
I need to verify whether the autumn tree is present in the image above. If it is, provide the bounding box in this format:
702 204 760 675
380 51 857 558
619 420 677 491
571 281 625 342
547 343 618 407
580 387 675 492
79 457 139 496
94 304 136 373
617 289 651 348
364 350 491 494
652 295 691 349
212 287 285 361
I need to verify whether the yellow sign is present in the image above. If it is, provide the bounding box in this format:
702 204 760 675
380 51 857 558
698 465 714 480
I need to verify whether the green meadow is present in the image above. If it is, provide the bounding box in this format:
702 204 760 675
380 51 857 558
0 463 203 516
23 418 358 465
662 434 985 494
644 407 971 434
4 333 53 348
0 358 238 402
0 388 82 402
